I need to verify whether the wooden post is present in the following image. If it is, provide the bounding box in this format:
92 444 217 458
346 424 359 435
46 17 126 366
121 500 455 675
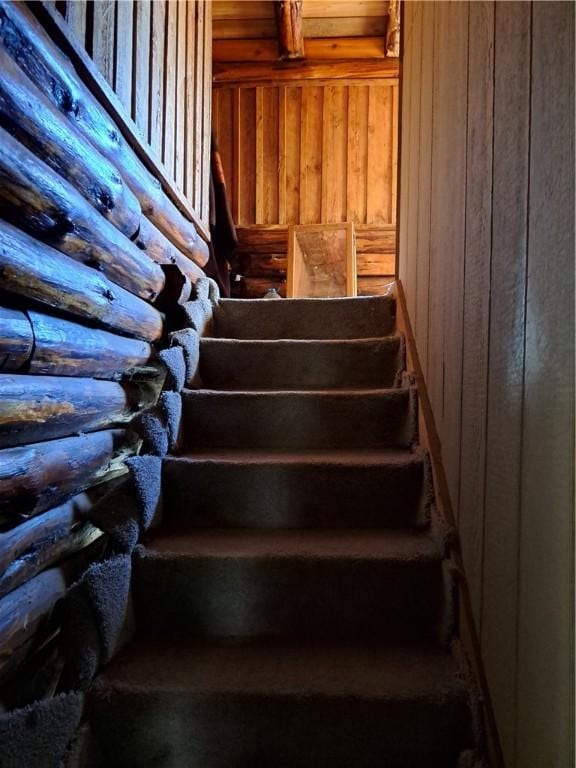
274 0 305 61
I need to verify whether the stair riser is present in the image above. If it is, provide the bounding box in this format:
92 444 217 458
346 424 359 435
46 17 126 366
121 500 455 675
163 459 430 529
199 338 404 390
213 296 396 340
89 691 469 768
134 555 443 640
181 390 418 451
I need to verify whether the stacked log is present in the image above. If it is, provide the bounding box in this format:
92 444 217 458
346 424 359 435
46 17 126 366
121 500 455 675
0 0 209 695
0 1 210 268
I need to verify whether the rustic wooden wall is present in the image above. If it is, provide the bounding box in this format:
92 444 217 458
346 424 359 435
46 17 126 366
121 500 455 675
0 0 210 696
213 0 390 44
54 0 212 231
213 70 398 297
399 3 575 766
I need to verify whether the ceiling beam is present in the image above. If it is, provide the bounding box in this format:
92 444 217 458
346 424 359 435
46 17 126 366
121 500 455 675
274 0 305 60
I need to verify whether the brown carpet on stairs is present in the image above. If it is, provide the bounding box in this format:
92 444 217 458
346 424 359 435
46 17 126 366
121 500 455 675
87 295 480 767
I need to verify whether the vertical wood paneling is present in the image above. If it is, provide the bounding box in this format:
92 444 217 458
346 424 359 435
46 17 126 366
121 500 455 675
237 89 257 224
277 87 287 225
163 0 177 175
216 88 234 213
516 4 574 767
174 0 186 188
321 85 347 223
201 0 212 225
133 0 151 139
65 0 87 46
458 0 494 627
346 85 368 224
399 3 574 766
193 0 205 213
59 0 210 226
214 79 397 232
184 0 196 199
92 1 115 86
262 88 279 224
403 5 422 324
114 0 133 113
397 0 414 295
150 0 166 158
439 2 467 505
285 86 302 224
481 6 531 764
299 86 323 224
414 1 434 377
367 85 393 224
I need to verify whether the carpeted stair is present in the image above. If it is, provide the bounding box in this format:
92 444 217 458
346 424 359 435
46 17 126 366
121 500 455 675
88 295 481 767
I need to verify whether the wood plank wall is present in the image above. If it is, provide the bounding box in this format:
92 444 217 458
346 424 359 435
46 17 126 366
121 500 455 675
56 0 212 229
399 3 575 766
213 76 398 297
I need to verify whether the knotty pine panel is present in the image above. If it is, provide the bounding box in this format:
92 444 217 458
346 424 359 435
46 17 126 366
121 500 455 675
213 79 398 232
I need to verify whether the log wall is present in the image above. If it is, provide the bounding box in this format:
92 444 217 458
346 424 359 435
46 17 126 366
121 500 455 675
50 0 213 231
399 3 575 766
0 0 211 696
212 63 399 297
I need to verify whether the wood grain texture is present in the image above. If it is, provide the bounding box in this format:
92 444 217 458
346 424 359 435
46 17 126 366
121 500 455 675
213 15 388 40
0 220 163 342
133 0 151 140
0 44 141 239
0 1 209 262
64 0 86 45
213 37 387 62
114 0 134 113
0 125 165 303
299 85 324 224
0 429 135 517
458 0 494 629
274 0 305 60
201 0 213 225
481 6 531 764
150 0 166 158
399 3 575 766
0 308 33 372
0 374 148 448
213 59 399 85
163 0 177 176
25 311 153 380
214 80 397 234
92 0 115 85
413 0 434 376
516 4 575 766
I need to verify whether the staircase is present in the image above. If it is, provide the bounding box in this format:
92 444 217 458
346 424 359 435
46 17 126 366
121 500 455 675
88 295 480 767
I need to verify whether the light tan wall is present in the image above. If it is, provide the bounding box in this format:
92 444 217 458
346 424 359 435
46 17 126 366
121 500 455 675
399 2 574 766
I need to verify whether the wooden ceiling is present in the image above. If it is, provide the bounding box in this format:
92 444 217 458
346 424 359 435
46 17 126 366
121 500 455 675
213 1 390 40
213 1 398 61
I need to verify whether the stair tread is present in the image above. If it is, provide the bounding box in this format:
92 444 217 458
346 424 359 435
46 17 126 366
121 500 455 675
168 447 422 465
184 387 408 396
95 636 467 701
201 336 401 346
140 528 443 561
